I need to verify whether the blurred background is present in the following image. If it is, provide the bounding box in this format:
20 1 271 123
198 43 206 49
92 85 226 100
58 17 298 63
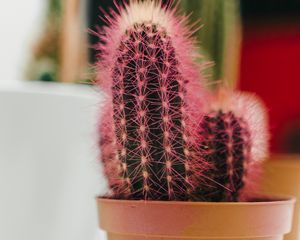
0 0 300 239
2 0 299 153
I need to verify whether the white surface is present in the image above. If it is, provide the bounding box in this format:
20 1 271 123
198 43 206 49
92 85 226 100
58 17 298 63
0 1 45 82
0 81 107 240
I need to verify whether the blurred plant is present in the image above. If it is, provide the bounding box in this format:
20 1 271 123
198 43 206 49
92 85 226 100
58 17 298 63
26 0 62 82
26 0 88 83
180 0 242 89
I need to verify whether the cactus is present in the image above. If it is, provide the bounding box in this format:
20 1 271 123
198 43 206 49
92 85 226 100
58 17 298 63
96 0 269 202
97 0 204 200
197 91 269 201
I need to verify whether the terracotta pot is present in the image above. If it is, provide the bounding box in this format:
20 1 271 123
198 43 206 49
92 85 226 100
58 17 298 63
262 155 300 240
97 196 295 240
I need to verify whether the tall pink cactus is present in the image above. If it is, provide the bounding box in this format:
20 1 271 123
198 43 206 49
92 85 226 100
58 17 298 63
96 0 205 200
197 91 269 201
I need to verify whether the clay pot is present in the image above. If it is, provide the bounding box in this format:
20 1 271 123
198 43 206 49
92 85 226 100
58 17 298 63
97 196 295 240
262 155 300 240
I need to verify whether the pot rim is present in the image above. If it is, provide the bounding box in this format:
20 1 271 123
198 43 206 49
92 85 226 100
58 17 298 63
97 194 295 206
97 194 295 238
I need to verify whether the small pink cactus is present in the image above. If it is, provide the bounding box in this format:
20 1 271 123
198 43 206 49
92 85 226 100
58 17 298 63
96 0 205 200
197 90 269 201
